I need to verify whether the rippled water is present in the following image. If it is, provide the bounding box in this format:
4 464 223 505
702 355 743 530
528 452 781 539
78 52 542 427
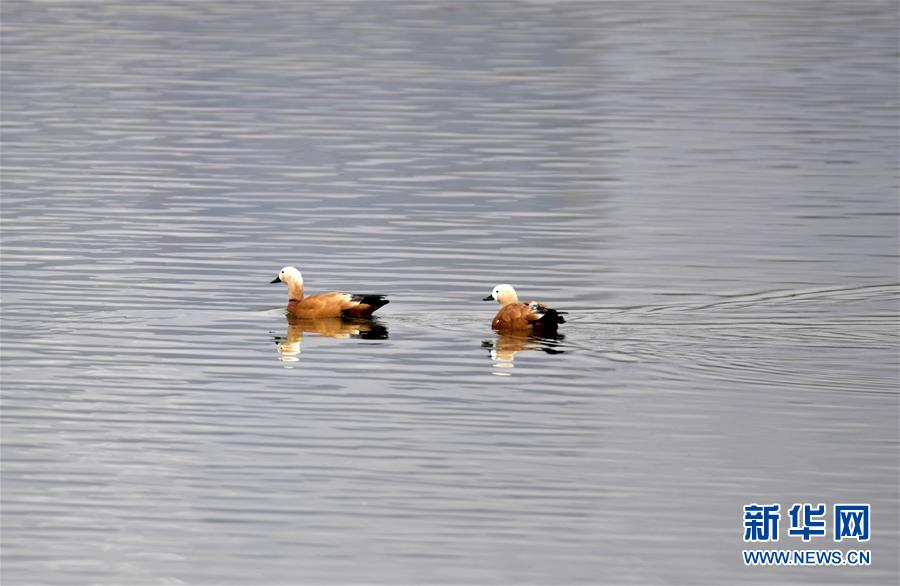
2 1 898 584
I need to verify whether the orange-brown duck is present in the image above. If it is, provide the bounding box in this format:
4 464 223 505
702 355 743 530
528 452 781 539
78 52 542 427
482 284 565 332
270 266 388 319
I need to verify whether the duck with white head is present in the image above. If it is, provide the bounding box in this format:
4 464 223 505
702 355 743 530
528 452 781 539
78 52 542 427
270 266 389 319
482 283 565 332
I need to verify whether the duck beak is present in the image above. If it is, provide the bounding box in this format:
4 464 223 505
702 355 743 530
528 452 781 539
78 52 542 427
270 276 281 284
482 295 494 301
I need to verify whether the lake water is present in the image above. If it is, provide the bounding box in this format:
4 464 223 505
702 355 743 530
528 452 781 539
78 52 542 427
2 1 898 584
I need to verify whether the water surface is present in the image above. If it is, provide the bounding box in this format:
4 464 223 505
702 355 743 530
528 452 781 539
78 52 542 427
2 1 898 584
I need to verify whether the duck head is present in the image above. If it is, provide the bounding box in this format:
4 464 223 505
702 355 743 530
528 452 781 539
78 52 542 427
270 266 304 300
483 284 518 306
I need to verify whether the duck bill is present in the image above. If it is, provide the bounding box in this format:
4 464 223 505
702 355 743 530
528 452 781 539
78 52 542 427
270 276 281 284
482 295 494 301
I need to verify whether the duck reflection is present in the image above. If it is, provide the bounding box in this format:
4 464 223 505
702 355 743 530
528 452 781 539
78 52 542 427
274 315 388 362
482 331 565 375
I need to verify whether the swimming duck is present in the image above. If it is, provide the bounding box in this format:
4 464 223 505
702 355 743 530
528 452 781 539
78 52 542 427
270 266 389 318
482 284 565 331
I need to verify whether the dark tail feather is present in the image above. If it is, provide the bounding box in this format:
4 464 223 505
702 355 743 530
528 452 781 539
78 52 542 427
345 294 389 317
538 307 565 326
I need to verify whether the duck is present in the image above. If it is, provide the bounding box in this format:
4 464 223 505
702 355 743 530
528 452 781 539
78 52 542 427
270 266 389 319
482 284 565 331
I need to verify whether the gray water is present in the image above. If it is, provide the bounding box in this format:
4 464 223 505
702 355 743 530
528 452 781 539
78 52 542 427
2 1 898 584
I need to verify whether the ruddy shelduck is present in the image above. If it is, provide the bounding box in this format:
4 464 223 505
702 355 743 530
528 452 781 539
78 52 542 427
270 266 389 319
483 284 566 331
